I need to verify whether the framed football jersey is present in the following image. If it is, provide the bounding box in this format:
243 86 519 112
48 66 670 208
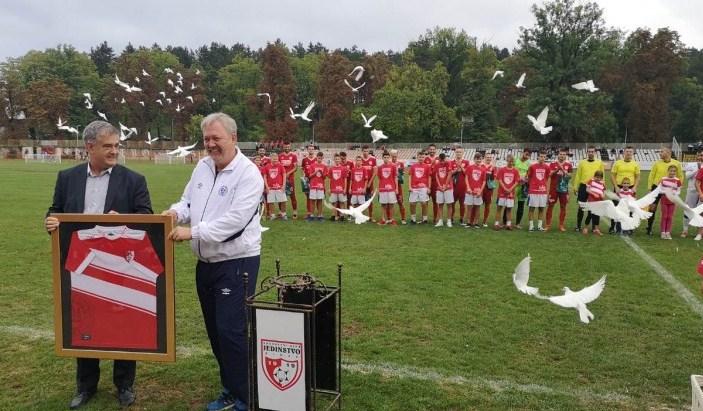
50 214 175 362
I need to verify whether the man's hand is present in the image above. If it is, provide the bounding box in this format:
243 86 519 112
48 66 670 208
45 216 59 232
168 226 192 242
107 210 119 214
161 210 178 222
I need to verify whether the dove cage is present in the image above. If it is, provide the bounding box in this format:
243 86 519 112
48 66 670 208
245 260 342 411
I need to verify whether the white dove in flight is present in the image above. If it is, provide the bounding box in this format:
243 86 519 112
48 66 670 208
84 99 93 109
145 131 159 145
290 101 315 122
83 92 92 101
167 79 174 88
361 113 377 128
139 101 145 106
370 129 389 143
164 67 174 74
527 106 552 135
547 276 606 324
166 98 172 104
324 191 376 224
174 85 183 94
97 111 107 121
175 103 182 113
572 80 599 93
61 126 80 137
516 72 526 88
114 74 130 89
344 79 366 93
191 83 197 90
195 69 201 75
176 72 183 80
662 188 703 227
579 199 641 231
604 187 659 220
491 70 504 80
186 96 194 103
120 97 126 104
349 65 365 81
512 254 541 297
159 91 166 98
56 116 66 128
126 85 142 93
134 76 140 83
167 142 198 156
118 122 135 141
156 99 163 106
257 92 271 104
141 69 150 77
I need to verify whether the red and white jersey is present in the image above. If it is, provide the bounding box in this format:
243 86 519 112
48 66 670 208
258 155 271 168
527 163 550 194
586 179 606 201
361 156 377 184
452 159 470 191
549 160 573 191
328 165 349 194
496 167 520 199
465 164 486 193
301 156 316 177
263 163 286 190
64 226 163 350
392 159 405 184
377 163 398 192
277 152 298 180
409 162 432 189
306 162 328 190
433 161 456 190
349 166 369 195
618 187 636 198
424 155 438 167
660 176 682 205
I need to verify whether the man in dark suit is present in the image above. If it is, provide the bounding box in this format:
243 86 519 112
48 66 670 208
45 120 152 409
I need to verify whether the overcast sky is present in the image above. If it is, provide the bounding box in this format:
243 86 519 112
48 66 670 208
1 0 701 61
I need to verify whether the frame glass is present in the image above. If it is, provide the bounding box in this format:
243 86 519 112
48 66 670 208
50 214 175 362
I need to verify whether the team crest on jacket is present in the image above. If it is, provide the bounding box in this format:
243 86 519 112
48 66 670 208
535 169 546 180
261 339 303 391
382 168 391 179
332 170 341 180
219 185 228 196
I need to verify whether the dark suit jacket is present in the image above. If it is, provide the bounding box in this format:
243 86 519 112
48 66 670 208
47 163 152 215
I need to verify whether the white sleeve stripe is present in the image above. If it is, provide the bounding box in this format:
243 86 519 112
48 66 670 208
89 248 160 282
71 272 156 313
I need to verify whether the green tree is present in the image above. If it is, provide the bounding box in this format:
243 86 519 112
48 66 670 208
0 58 27 138
258 43 297 141
670 77 703 141
316 52 353 142
367 62 457 142
90 41 115 77
24 79 71 138
216 56 263 140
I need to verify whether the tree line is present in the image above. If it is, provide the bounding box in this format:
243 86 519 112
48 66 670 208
1 0 701 144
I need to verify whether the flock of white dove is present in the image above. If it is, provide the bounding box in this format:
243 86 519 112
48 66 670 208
56 67 208 157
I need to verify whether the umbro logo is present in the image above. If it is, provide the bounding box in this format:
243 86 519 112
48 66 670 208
221 288 231 295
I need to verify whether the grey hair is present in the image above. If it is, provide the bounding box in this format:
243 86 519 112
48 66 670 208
83 120 118 145
201 112 237 135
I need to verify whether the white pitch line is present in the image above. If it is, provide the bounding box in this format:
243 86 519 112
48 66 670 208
621 235 703 319
0 324 629 402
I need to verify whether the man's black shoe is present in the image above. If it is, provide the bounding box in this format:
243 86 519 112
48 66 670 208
118 387 135 407
69 391 95 409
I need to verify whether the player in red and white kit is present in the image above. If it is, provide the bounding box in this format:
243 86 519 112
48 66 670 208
361 146 378 222
340 151 354 199
254 156 266 216
301 144 317 219
349 156 370 221
480 152 497 227
433 153 456 227
464 153 486 228
526 150 551 231
425 144 439 222
263 152 288 220
451 147 470 226
494 154 521 230
328 153 349 222
306 152 328 221
278 141 299 219
390 149 407 224
545 147 573 232
257 145 271 167
377 151 399 225
408 151 432 224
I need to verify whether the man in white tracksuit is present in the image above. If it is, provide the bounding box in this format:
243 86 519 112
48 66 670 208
164 112 264 411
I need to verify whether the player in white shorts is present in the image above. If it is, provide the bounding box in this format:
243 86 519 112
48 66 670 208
433 153 456 227
408 151 432 224
526 150 550 231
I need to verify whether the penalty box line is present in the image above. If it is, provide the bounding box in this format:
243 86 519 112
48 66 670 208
0 324 629 403
621 236 703 319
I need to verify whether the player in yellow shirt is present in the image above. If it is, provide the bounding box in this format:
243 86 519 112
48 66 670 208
571 146 604 231
608 146 640 233
645 147 683 235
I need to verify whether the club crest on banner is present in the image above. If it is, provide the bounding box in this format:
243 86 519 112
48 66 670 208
261 339 304 391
